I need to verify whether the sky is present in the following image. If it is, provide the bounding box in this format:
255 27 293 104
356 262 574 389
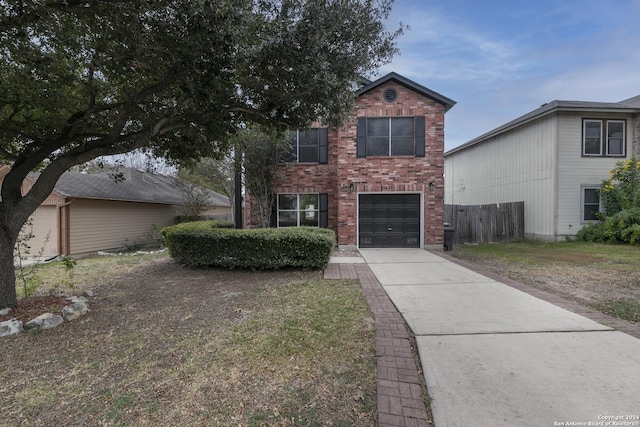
377 0 640 151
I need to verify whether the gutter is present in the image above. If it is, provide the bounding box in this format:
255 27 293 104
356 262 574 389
445 104 639 157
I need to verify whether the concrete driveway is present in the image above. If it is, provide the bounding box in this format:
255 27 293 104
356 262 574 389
359 249 640 427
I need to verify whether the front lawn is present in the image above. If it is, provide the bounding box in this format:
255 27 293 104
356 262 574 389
2 254 377 426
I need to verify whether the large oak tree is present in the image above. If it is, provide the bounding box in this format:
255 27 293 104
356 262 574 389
0 0 401 308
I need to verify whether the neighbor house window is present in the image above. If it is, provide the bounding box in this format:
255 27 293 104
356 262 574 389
277 194 319 227
581 186 601 222
356 117 426 158
582 119 625 157
286 128 328 164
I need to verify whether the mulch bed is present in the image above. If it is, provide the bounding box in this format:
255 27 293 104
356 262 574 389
0 295 71 323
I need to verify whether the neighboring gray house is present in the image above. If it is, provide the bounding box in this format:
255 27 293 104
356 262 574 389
444 95 640 241
2 167 231 258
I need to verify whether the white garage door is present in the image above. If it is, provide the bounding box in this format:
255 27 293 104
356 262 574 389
21 206 58 259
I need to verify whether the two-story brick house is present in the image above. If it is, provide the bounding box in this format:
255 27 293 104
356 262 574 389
246 72 456 249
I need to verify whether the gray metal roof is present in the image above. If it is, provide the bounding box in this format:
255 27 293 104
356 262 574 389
356 72 457 112
446 97 640 156
44 168 230 207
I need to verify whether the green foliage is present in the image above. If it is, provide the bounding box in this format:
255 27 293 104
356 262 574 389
575 222 606 243
178 155 235 200
235 125 292 228
208 220 235 229
592 299 640 323
61 256 77 273
577 158 640 245
1 0 401 167
577 208 640 245
1 0 401 308
55 255 78 291
600 158 640 214
162 222 334 269
173 180 211 221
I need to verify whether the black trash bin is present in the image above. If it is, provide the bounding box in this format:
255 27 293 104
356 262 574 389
443 223 454 251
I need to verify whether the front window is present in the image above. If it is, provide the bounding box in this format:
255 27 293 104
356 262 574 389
582 187 601 222
277 194 319 227
288 129 321 163
366 117 415 156
582 119 625 157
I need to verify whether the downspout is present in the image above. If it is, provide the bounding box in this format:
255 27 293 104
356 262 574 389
552 113 560 241
633 112 640 158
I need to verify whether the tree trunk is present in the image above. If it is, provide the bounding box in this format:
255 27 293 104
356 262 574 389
0 225 18 309
1 173 42 310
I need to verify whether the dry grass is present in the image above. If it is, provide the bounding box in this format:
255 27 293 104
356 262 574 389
2 254 376 426
449 241 640 323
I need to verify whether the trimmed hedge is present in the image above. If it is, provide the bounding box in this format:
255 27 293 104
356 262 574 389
162 221 335 269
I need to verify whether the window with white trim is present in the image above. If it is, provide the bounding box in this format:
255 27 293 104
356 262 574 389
582 119 626 157
581 186 601 222
277 194 319 227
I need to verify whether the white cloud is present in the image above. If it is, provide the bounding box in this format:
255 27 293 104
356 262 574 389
380 5 528 84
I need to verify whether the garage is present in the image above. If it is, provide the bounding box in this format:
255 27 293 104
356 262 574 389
358 193 421 248
26 205 59 258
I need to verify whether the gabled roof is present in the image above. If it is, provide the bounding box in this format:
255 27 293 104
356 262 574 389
39 168 230 207
356 72 456 112
446 96 640 156
620 94 640 107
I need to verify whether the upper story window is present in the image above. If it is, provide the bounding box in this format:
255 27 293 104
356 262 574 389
356 117 426 158
582 119 626 157
366 117 415 156
286 128 328 164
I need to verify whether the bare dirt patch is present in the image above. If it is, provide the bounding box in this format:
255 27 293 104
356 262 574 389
1 256 376 426
449 242 640 324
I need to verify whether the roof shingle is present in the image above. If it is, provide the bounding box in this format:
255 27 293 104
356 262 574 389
43 168 230 207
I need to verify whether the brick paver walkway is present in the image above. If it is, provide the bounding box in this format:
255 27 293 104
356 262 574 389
324 263 432 427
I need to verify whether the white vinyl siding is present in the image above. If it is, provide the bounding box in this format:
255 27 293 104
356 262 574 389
555 112 631 236
445 110 633 241
445 114 558 239
69 200 178 255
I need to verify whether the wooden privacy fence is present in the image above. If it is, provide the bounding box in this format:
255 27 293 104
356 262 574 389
444 201 525 244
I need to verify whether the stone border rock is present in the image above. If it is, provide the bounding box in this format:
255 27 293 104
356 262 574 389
0 291 93 337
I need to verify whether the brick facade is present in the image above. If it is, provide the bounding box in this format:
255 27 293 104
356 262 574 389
247 73 454 249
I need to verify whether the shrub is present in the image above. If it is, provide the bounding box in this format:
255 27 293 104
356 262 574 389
577 158 640 246
576 222 606 243
162 222 335 269
577 208 640 245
